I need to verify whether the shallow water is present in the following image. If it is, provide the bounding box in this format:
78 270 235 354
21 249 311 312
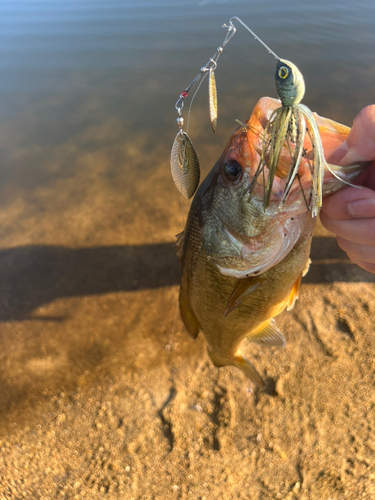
1 0 375 199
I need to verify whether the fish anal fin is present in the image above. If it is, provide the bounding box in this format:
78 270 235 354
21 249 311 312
179 286 200 339
175 231 185 260
249 319 286 348
224 278 264 317
208 349 265 388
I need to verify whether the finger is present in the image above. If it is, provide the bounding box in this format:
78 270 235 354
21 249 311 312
337 237 375 264
320 212 375 246
336 105 375 165
346 160 375 189
321 185 375 220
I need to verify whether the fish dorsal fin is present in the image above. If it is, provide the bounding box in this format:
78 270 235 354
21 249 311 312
175 231 185 260
224 278 264 317
249 319 286 348
179 285 200 339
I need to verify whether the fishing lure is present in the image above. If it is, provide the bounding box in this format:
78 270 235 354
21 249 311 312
170 26 235 199
171 17 356 210
232 17 324 216
209 62 218 133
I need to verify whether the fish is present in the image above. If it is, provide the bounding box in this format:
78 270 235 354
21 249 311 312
176 96 371 388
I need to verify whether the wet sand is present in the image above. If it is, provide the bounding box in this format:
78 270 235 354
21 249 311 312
0 103 375 499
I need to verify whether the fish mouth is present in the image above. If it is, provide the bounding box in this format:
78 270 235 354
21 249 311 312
204 98 369 280
243 97 359 208
207 212 306 278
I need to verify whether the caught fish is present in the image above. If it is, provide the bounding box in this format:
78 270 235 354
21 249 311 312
176 97 371 388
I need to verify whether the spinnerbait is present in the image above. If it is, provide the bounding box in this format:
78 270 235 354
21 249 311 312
170 16 357 212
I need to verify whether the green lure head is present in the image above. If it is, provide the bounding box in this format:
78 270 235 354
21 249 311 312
275 59 305 107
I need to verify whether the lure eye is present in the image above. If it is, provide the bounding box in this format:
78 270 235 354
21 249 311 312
278 66 289 79
223 160 242 181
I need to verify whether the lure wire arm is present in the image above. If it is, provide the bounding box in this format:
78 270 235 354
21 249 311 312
174 16 279 111
174 20 236 112
228 17 280 61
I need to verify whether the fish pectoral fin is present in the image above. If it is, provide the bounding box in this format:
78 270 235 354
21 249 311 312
249 319 286 348
179 286 200 339
174 231 185 260
224 278 264 317
208 349 265 388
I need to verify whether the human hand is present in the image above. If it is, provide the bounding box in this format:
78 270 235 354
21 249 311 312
320 106 375 274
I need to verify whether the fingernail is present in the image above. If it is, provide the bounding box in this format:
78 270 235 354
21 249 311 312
347 198 375 218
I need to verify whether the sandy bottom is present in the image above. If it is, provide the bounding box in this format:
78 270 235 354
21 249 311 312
0 113 375 500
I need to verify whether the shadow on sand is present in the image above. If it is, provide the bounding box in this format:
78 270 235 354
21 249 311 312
0 237 373 322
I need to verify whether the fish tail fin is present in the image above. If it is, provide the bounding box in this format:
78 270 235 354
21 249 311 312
208 349 265 388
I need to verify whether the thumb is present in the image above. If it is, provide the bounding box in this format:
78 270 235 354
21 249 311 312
321 185 375 220
329 105 375 166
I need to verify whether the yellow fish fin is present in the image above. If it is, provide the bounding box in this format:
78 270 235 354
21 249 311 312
286 273 302 311
248 319 286 348
209 349 265 388
286 257 310 311
224 278 264 317
179 285 200 339
174 231 185 260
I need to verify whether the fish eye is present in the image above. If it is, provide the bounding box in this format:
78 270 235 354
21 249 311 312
223 160 242 181
278 66 289 79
